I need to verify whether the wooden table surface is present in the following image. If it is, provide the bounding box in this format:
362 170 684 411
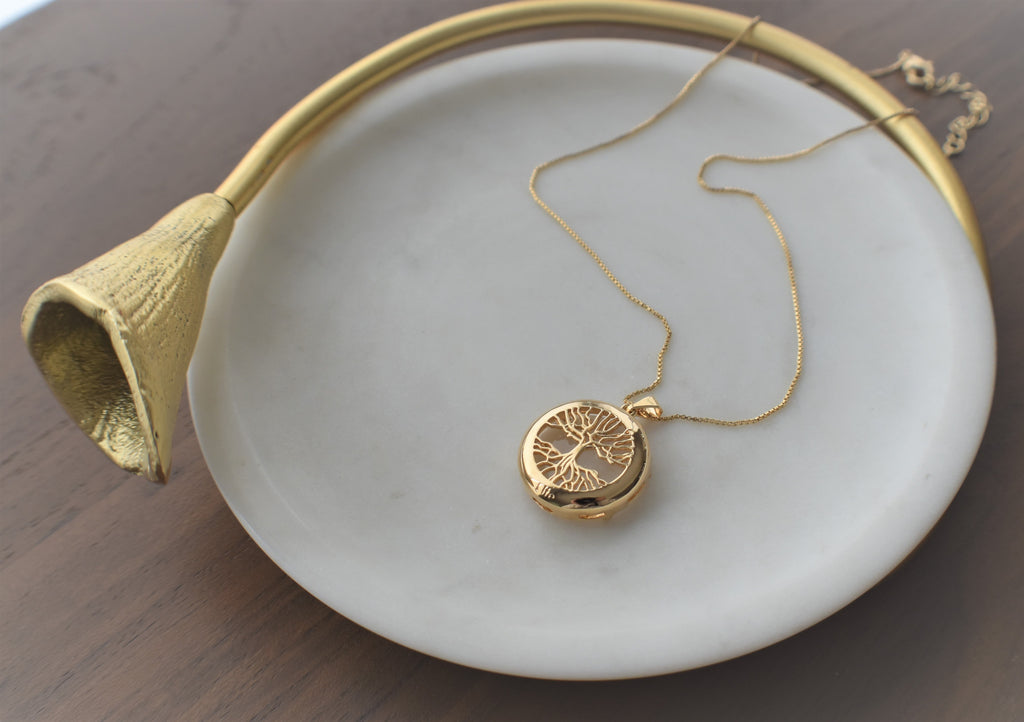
2 1 1021 719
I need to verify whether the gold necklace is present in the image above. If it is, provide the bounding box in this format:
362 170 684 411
519 18 913 520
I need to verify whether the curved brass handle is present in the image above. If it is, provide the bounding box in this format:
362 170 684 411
20 0 986 481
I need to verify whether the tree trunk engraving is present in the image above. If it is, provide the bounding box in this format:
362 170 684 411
533 404 635 492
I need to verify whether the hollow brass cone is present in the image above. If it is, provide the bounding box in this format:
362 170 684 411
20 194 235 481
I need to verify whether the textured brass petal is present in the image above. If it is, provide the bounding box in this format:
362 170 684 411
21 194 235 481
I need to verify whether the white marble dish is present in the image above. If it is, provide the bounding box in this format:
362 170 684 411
188 40 996 680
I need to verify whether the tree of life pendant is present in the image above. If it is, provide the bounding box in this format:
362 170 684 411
519 400 650 520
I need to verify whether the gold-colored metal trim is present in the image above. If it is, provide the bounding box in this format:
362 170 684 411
216 0 986 277
22 0 989 480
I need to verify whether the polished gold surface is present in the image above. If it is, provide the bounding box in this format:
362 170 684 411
20 0 988 480
520 401 649 519
20 194 235 481
214 0 986 279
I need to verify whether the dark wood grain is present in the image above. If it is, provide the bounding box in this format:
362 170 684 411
2 1 1021 720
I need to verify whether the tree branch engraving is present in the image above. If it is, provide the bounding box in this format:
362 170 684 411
533 405 634 492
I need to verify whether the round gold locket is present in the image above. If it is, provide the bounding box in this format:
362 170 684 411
519 400 651 520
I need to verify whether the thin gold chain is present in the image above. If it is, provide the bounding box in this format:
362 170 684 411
865 50 990 156
799 50 990 156
529 17 914 425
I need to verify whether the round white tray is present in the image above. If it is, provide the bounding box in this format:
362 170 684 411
189 39 995 680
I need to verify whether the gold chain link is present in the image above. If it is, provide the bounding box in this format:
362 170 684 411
530 17 914 425
865 49 990 156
